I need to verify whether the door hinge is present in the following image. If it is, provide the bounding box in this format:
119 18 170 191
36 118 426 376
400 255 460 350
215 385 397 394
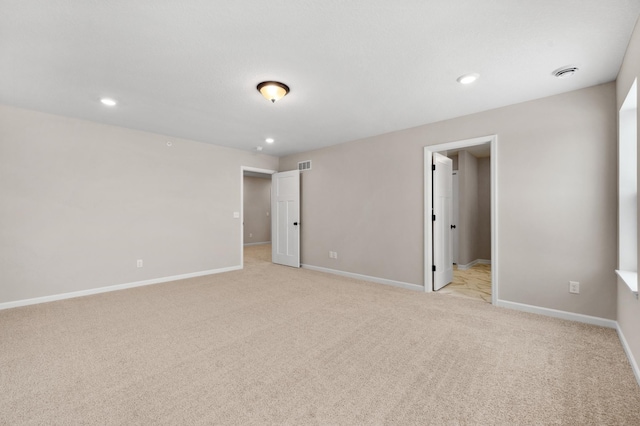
432 265 436 272
432 164 436 171
432 214 436 221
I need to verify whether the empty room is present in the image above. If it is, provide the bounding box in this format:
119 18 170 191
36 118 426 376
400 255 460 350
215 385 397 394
2 1 640 424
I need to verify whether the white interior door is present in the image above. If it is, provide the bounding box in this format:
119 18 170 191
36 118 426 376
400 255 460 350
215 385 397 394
271 170 300 267
433 153 453 290
452 171 459 265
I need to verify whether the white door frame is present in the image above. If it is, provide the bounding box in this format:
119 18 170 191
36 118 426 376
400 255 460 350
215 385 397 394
240 166 277 268
424 135 498 305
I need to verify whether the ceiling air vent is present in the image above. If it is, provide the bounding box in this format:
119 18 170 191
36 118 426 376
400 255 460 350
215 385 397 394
298 160 312 171
553 66 579 79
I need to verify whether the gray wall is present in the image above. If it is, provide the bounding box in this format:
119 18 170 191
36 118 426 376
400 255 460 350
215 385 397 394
281 82 617 320
456 151 491 265
458 151 479 266
243 175 271 244
449 154 458 170
0 105 278 304
616 18 640 371
477 157 491 260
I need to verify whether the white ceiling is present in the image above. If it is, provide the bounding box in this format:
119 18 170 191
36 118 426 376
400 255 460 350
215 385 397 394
1 1 639 157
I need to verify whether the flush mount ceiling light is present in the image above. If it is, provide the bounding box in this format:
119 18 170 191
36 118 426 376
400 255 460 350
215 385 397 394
100 98 117 106
553 66 579 79
257 81 290 103
265 138 274 144
457 73 479 85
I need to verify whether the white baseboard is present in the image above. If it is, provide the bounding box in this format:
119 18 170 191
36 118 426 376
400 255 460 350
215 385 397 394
0 265 242 311
457 259 491 270
301 264 423 292
243 241 271 246
616 323 640 387
495 299 616 329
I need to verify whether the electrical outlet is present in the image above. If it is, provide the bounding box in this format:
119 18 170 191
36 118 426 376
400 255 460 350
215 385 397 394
137 259 143 268
569 281 580 294
249 233 253 238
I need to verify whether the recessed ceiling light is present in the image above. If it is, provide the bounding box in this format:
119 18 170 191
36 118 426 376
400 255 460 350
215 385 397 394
265 138 274 144
457 73 479 85
100 98 117 106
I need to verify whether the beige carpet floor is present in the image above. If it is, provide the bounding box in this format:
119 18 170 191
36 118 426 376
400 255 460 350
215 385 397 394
1 244 640 425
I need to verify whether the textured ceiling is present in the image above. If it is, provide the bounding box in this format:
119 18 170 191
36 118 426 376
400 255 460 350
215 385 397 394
1 1 639 157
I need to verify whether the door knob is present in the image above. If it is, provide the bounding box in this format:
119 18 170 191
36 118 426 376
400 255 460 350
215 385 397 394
451 225 456 229
293 222 298 226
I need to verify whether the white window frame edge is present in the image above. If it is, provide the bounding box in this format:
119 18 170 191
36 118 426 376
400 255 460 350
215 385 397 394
424 135 498 305
617 77 638 297
240 166 277 268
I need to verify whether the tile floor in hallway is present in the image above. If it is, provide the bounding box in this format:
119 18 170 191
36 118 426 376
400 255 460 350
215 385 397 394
437 263 492 303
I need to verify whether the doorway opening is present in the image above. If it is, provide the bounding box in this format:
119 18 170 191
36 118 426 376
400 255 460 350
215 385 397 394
240 166 276 268
424 135 498 305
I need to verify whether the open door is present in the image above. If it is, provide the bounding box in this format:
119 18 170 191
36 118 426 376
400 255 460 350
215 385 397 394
271 170 300 267
433 153 453 290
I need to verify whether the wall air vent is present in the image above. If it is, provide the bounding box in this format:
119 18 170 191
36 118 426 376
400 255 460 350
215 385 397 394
553 66 579 79
298 160 312 171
